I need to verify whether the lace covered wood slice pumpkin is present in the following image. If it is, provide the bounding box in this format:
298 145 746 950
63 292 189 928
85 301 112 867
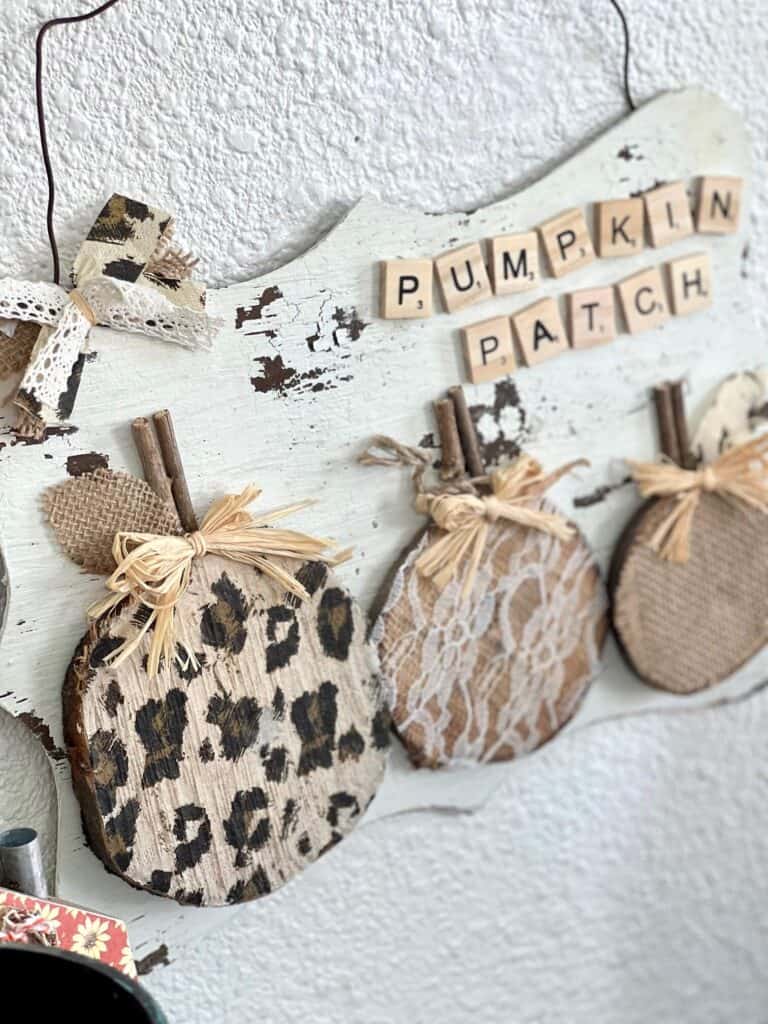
372 499 607 768
610 492 768 694
64 554 389 907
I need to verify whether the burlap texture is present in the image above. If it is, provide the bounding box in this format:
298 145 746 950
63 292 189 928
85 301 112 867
44 468 182 574
0 322 41 379
612 492 768 693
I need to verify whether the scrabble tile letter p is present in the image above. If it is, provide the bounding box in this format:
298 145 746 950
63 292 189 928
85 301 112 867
435 243 493 313
462 316 516 384
538 208 595 278
380 259 434 319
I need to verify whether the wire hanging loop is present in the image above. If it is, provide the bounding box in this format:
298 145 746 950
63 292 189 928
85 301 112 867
607 0 636 112
35 0 123 286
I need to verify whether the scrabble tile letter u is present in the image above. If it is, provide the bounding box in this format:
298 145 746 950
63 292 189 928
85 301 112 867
435 243 493 313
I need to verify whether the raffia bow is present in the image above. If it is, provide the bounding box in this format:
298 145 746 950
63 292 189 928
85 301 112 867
628 433 768 563
360 436 585 597
88 485 350 678
416 458 585 596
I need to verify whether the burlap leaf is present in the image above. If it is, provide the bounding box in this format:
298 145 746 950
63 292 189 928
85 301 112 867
44 468 182 574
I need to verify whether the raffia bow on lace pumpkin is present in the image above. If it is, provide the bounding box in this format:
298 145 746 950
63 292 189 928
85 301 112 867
0 194 218 438
360 397 606 770
413 456 585 596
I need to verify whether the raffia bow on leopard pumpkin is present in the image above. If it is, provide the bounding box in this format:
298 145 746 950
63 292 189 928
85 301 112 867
0 194 218 438
48 410 388 908
88 484 351 678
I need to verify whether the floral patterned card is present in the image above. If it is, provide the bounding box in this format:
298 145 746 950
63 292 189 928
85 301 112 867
0 886 136 977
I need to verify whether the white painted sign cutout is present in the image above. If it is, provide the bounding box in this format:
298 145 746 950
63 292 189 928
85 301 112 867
0 88 760 961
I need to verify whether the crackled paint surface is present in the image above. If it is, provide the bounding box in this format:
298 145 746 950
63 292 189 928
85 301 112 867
2 3 768 1022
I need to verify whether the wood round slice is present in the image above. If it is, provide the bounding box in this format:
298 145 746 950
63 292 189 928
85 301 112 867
64 555 388 906
372 499 607 768
611 492 768 694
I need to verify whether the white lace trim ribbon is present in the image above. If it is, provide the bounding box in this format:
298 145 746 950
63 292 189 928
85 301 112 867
0 275 220 420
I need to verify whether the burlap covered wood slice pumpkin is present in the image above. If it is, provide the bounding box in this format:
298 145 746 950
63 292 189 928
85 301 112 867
610 379 768 694
361 388 607 769
49 411 388 906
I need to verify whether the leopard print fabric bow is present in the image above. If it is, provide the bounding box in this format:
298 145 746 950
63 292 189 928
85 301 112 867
0 194 218 438
629 432 768 562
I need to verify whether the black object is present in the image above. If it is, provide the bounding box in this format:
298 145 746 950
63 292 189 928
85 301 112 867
0 945 167 1023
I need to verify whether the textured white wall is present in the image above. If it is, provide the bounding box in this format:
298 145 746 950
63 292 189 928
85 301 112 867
1 0 767 1020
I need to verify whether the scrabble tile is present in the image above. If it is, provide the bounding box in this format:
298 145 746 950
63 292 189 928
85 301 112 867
538 208 595 278
567 287 616 349
512 298 569 366
667 252 712 316
489 231 540 295
595 198 645 258
696 176 743 234
643 181 694 248
462 315 516 384
435 242 493 312
379 259 434 318
616 265 670 334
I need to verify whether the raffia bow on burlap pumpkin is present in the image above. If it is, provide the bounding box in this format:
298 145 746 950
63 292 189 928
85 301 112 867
628 432 768 563
87 485 350 678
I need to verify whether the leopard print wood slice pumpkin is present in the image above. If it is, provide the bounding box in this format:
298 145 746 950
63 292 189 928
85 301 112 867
611 492 768 694
64 555 388 906
372 498 607 768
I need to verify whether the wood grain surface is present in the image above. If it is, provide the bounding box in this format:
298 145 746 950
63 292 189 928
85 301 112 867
64 555 388 905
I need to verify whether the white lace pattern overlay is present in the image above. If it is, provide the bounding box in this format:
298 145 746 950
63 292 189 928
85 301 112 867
372 502 607 768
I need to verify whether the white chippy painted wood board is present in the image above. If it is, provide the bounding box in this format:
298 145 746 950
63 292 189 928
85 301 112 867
0 87 758 961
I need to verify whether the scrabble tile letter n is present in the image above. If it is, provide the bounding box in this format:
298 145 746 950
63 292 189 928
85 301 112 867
435 242 493 313
697 176 743 234
617 266 670 334
380 259 434 318
538 208 595 278
512 298 569 366
644 181 694 248
462 315 516 384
